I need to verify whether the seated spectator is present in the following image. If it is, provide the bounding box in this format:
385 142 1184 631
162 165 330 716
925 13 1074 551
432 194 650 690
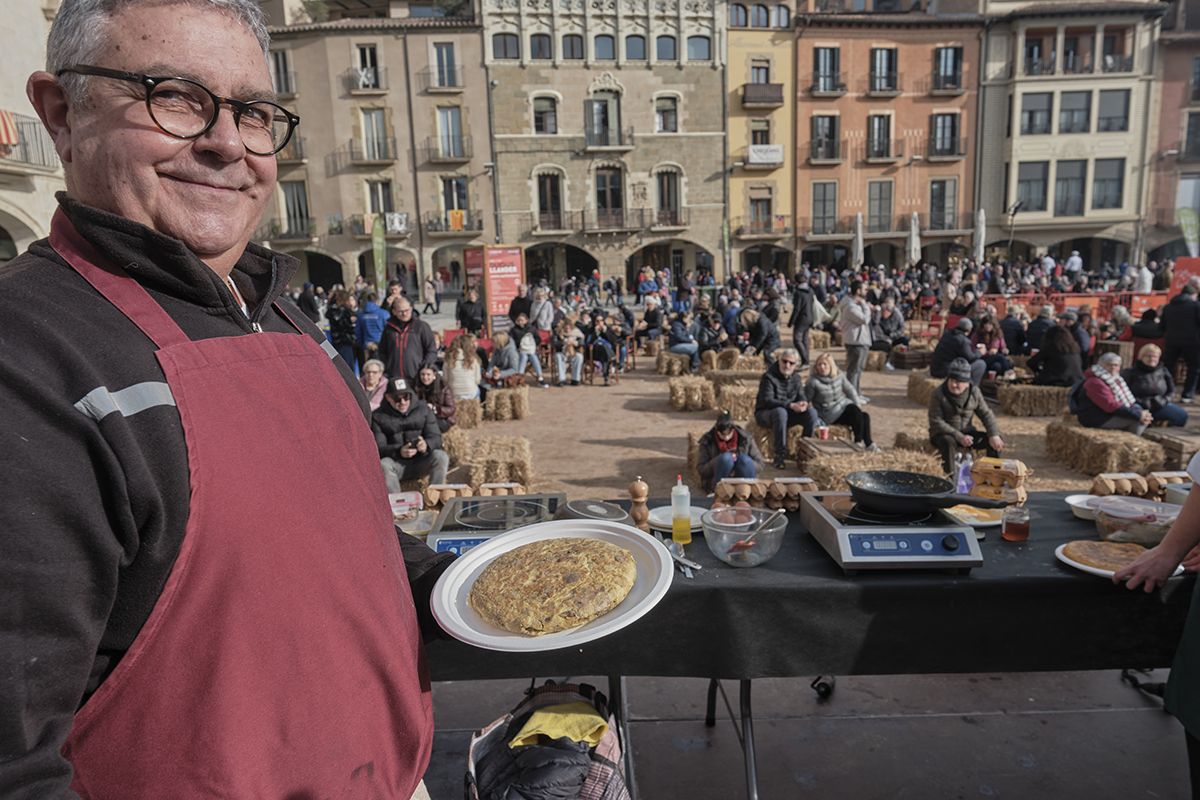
635 296 664 346
1028 325 1084 386
931 318 986 385
805 353 877 450
739 307 780 361
372 378 450 490
588 315 623 386
697 311 729 355
874 297 909 356
928 358 1006 472
484 330 520 388
358 358 388 412
415 365 457 433
444 333 482 400
1121 344 1188 427
668 312 700 371
552 318 584 386
1000 304 1028 356
971 314 1013 376
1059 311 1092 364
1026 304 1055 352
754 347 820 469
327 289 358 374
509 312 548 388
697 410 765 492
1074 352 1152 436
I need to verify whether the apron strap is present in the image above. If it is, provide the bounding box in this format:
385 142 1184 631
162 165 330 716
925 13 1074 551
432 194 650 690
50 208 195 351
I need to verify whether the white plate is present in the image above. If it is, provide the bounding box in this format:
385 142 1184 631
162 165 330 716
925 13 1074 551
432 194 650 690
1053 543 1185 580
430 520 673 652
1065 494 1102 521
647 505 706 531
942 504 1004 528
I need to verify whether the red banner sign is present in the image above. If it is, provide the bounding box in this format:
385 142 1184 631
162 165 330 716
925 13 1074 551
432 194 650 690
482 247 524 335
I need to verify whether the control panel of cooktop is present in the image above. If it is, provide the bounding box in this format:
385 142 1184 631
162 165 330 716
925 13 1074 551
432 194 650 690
847 530 973 558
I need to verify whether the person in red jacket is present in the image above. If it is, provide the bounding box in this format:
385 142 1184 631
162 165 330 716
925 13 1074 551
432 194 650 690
1074 352 1152 435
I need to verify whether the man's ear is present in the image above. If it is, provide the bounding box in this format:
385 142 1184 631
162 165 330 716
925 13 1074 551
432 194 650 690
27 71 73 164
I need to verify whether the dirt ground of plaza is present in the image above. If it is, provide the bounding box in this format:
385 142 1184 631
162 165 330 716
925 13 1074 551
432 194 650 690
453 346 1102 500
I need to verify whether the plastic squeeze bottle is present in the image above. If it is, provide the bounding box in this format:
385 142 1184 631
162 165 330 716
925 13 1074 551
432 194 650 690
671 474 692 545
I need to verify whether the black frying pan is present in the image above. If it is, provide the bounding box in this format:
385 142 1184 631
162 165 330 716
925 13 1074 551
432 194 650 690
845 470 1009 515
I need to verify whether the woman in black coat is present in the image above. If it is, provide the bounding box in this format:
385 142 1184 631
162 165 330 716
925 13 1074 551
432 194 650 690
1121 344 1188 427
1029 325 1083 386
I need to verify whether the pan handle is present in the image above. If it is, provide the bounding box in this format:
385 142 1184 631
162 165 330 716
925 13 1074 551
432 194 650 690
938 494 1009 509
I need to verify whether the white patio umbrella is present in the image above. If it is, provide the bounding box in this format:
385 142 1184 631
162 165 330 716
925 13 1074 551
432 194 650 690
851 212 864 268
972 208 987 263
907 212 922 265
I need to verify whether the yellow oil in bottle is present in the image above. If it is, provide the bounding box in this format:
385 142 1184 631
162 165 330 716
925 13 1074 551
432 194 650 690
672 515 692 545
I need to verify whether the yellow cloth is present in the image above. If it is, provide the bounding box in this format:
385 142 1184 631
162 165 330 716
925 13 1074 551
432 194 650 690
508 701 608 748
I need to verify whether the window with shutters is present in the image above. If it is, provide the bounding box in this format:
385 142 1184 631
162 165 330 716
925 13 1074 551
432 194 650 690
626 35 646 60
813 48 840 92
655 97 678 133
750 60 770 84
280 180 309 233
362 108 388 159
933 46 962 90
867 115 891 158
750 119 770 145
870 48 898 92
811 115 838 160
1058 91 1091 133
867 181 892 232
656 170 681 225
356 45 380 89
1092 159 1124 209
367 180 394 214
585 90 621 147
493 33 519 60
595 34 616 60
562 34 584 60
929 113 959 156
595 166 624 227
773 4 789 27
537 172 563 229
533 97 557 134
442 176 468 212
271 50 294 96
530 33 552 60
812 182 837 234
749 197 772 227
1017 162 1049 211
1054 160 1086 216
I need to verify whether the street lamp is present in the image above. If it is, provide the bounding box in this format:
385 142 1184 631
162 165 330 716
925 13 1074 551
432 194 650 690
1006 201 1024 259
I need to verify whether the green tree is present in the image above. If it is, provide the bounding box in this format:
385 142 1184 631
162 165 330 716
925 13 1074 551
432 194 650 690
300 0 329 22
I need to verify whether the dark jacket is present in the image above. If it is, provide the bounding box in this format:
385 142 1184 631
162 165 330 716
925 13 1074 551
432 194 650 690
0 196 452 796
371 398 443 456
1026 316 1054 351
1000 315 1027 355
297 288 321 322
930 329 979 378
788 285 814 331
416 380 458 425
928 382 1001 441
1121 361 1175 413
507 294 532 323
326 304 356 348
697 322 727 351
456 298 485 333
755 363 804 412
1130 319 1164 340
878 308 905 340
1029 348 1083 386
1070 323 1092 357
1161 293 1200 348
1077 373 1144 428
745 313 780 356
697 425 765 488
378 315 438 383
668 319 696 347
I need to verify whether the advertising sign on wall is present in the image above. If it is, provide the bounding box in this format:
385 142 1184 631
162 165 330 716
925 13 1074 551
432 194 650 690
484 247 524 335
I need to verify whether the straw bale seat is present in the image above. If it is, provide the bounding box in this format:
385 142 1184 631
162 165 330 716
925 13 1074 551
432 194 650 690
454 397 481 429
733 354 766 371
716 384 757 422
656 350 692 376
809 330 832 350
483 386 529 421
668 375 716 411
643 339 662 357
748 421 851 462
907 370 940 407
441 425 470 465
865 350 888 371
892 431 937 454
997 383 1069 417
707 369 771 392
1045 420 1165 475
685 431 705 486
715 348 742 370
461 435 534 486
806 450 944 491
700 349 720 373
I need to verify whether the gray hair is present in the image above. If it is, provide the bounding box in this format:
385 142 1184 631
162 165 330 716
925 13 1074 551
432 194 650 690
775 347 799 364
48 0 271 103
1097 352 1122 368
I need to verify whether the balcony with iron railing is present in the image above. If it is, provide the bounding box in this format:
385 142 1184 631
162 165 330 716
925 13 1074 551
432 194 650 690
424 209 485 236
865 71 899 97
801 215 853 237
1023 55 1056 76
580 208 646 231
418 66 465 93
732 216 792 239
741 83 784 107
1101 54 1134 73
1061 53 1094 74
584 127 635 151
348 137 398 164
865 137 904 163
254 216 315 241
866 214 904 234
1180 139 1200 162
926 136 966 161
531 211 574 232
344 66 388 94
1097 114 1129 133
810 72 847 97
808 138 844 164
276 135 305 163
651 207 690 229
930 71 964 94
348 212 411 238
422 135 473 163
922 210 973 233
0 112 60 174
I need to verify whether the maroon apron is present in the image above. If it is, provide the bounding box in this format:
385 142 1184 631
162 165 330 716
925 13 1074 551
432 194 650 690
50 210 432 799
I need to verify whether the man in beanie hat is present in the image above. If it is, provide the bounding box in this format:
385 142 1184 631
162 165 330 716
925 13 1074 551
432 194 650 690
928 358 1005 471
372 378 450 489
931 316 986 385
697 410 765 492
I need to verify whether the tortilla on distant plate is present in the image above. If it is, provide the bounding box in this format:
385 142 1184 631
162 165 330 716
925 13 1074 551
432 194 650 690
1061 540 1145 574
468 538 637 636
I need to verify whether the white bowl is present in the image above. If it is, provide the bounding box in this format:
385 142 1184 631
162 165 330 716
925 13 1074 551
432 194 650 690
1065 494 1102 521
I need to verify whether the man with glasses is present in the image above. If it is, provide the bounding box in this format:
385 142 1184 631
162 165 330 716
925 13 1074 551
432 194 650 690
380 295 439 384
3 2 446 797
754 348 820 469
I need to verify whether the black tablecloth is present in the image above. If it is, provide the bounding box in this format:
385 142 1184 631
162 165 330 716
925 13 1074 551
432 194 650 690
426 493 1194 680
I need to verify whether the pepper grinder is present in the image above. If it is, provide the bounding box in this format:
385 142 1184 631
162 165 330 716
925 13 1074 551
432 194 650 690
629 475 650 533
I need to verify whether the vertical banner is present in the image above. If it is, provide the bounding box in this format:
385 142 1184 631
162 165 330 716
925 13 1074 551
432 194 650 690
1179 208 1200 258
371 214 386 291
463 246 484 291
484 246 524 335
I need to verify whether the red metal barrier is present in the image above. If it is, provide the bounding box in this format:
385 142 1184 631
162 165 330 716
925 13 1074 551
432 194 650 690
977 291 1169 323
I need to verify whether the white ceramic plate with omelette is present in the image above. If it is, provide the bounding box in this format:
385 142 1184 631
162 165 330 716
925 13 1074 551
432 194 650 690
431 520 673 652
1054 542 1185 580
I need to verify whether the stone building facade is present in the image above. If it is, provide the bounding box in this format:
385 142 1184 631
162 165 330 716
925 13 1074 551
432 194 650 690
483 0 727 286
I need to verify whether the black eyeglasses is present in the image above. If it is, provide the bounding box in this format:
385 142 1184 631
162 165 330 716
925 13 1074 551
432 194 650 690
56 64 300 156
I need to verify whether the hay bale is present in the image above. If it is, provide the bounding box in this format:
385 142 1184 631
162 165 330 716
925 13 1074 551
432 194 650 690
866 350 888 371
807 450 944 491
483 386 529 421
715 348 741 370
997 384 1068 417
809 330 832 350
907 370 940 407
734 354 765 371
717 384 757 423
441 425 470 464
643 339 662 357
455 397 481 430
655 349 666 373
708 369 771 392
1045 420 1165 475
700 349 719 373
893 431 937 454
669 376 715 411
658 351 690 376
461 435 534 486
